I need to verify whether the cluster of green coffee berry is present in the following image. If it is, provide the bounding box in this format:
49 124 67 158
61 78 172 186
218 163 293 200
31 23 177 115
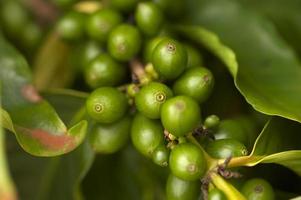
55 0 275 199
0 0 43 51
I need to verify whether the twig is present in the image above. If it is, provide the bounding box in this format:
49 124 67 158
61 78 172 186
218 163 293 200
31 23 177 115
23 0 58 25
130 59 147 84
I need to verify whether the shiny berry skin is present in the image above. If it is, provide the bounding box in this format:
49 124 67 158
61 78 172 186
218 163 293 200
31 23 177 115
89 115 132 154
135 82 173 119
205 139 248 159
86 9 122 43
161 96 201 137
152 38 187 80
86 87 128 123
208 188 227 200
108 24 142 61
135 2 164 36
214 119 248 147
241 178 275 200
204 115 220 129
143 36 166 63
215 117 257 148
173 67 214 104
74 40 103 70
185 44 203 68
169 143 206 181
110 0 138 13
131 113 164 157
56 11 85 41
84 53 127 88
152 144 169 167
166 174 200 200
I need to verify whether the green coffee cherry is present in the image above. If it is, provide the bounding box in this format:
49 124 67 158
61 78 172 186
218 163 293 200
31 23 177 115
166 174 200 200
241 178 275 200
135 82 173 119
135 2 164 36
110 0 138 13
173 67 214 104
131 113 164 157
204 115 220 129
208 188 227 200
215 118 250 147
89 115 132 154
56 11 85 41
84 53 127 88
108 24 142 61
21 22 42 49
237 117 258 148
152 38 187 80
169 143 206 181
86 87 128 123
161 96 201 137
0 0 29 36
152 144 169 167
143 36 166 63
185 44 203 68
205 138 248 159
74 40 103 71
86 9 122 43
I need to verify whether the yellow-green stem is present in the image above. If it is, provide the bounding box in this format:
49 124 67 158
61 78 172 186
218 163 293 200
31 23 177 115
218 155 263 168
211 173 246 200
186 133 218 170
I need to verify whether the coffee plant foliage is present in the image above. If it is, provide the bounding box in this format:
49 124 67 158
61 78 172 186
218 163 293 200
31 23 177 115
0 0 301 199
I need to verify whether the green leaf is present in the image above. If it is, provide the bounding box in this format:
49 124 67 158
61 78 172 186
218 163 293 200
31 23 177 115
82 145 166 200
211 173 246 200
251 118 301 155
0 94 17 200
6 130 94 200
241 0 301 57
42 88 88 124
176 26 237 76
6 91 94 200
227 118 301 175
0 108 15 133
183 0 301 123
0 34 87 157
33 32 75 91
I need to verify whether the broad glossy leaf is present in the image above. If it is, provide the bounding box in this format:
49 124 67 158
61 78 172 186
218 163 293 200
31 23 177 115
42 88 88 124
251 118 301 155
241 0 301 57
6 92 94 200
0 34 87 156
227 118 301 176
184 0 301 123
211 173 246 200
6 130 94 200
